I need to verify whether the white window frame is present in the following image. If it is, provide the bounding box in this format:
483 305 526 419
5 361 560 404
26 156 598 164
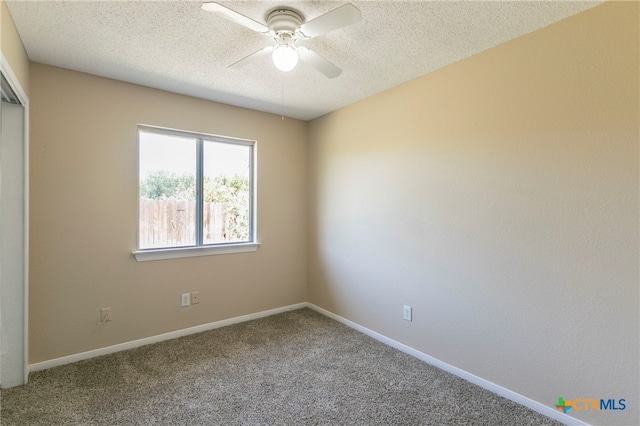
133 125 259 262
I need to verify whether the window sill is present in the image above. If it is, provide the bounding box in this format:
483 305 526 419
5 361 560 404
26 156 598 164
133 242 260 262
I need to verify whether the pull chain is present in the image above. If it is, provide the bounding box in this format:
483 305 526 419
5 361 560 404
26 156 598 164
281 77 285 120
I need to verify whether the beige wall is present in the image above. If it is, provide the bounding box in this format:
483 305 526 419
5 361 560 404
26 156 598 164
308 2 638 425
29 63 308 363
1 0 29 94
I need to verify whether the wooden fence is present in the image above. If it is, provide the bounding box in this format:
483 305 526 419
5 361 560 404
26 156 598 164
139 199 237 248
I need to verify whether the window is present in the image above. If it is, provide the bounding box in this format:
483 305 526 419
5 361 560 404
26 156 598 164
134 126 258 261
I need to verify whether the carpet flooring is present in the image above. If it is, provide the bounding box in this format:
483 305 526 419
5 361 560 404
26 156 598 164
0 308 561 425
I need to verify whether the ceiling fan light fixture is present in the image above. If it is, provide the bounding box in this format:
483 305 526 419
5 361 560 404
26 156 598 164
272 44 298 72
203 2 362 78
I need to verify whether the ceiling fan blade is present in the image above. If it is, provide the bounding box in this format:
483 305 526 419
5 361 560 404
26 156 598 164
298 47 342 79
228 46 274 69
202 2 269 34
298 3 361 39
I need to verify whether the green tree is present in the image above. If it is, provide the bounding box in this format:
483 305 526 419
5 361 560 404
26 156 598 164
204 174 250 240
140 171 195 200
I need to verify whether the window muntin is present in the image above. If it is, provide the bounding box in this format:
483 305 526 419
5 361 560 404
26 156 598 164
138 126 254 251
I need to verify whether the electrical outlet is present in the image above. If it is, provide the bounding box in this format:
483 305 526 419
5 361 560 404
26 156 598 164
180 293 191 307
403 305 412 322
191 291 200 304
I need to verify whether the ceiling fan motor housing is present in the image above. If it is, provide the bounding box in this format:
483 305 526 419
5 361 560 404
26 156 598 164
267 9 303 35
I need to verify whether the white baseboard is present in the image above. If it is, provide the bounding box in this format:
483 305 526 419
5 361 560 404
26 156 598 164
306 303 590 426
29 302 307 372
30 301 588 426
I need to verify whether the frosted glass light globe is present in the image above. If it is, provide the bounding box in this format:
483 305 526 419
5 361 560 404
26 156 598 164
272 45 298 72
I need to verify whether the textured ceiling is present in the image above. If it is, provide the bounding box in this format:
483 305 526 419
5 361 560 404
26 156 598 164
6 0 601 121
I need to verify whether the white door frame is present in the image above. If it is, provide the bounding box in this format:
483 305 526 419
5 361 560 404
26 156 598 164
0 54 30 385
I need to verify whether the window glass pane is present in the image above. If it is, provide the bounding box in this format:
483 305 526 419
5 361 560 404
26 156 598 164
139 131 197 248
203 141 251 244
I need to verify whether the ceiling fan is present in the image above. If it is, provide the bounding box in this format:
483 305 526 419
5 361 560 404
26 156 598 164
201 2 362 78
